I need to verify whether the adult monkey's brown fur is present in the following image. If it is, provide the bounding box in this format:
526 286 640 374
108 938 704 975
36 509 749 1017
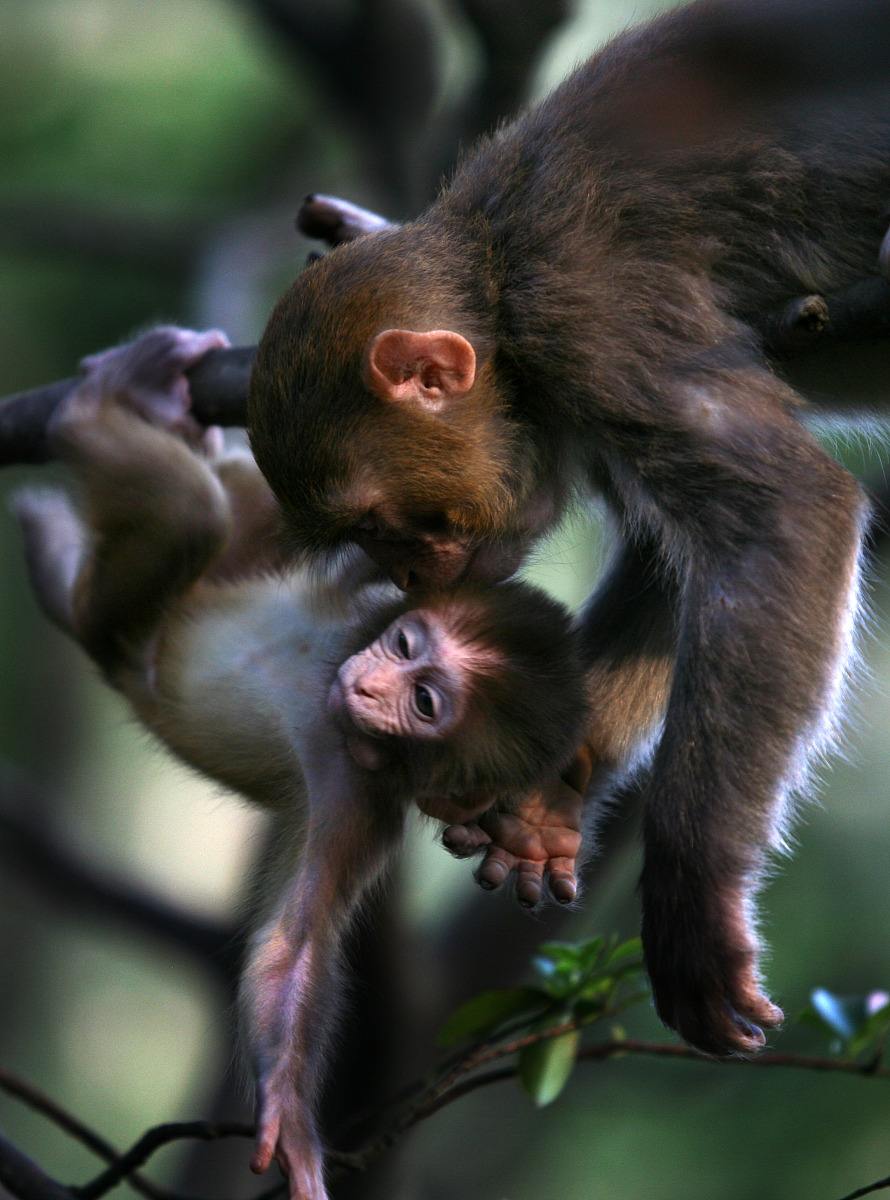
249 0 890 1058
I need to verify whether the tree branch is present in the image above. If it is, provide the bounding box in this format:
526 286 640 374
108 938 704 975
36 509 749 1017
296 194 394 245
1 195 889 468
0 1133 74 1200
836 1176 890 1200
0 346 256 467
76 1122 256 1200
4 1012 890 1200
0 1069 175 1200
0 772 241 988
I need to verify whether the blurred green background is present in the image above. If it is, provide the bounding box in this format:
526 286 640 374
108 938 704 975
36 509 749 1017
1 2 889 1198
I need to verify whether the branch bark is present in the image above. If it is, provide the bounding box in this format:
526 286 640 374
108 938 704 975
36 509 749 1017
3 1024 890 1200
0 771 241 987
0 1133 74 1200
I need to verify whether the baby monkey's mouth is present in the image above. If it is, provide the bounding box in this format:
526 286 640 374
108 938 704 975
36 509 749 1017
326 675 387 770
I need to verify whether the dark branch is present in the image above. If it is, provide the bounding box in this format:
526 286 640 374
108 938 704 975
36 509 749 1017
77 1122 254 1200
0 773 241 987
1 195 890 468
0 1069 174 1200
0 1133 74 1200
0 347 255 467
3 1021 890 1200
835 1176 890 1200
296 194 394 245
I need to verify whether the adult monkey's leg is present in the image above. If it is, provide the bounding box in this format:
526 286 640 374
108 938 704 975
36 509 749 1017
633 366 866 1056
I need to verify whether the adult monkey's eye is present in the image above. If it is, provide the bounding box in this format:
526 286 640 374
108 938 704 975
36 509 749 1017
414 683 436 720
416 511 450 536
397 629 411 658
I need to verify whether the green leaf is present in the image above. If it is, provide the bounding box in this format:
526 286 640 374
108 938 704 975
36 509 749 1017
438 987 549 1047
532 954 580 999
576 937 606 972
809 988 879 1041
603 937 643 969
804 989 890 1057
518 1030 580 1107
848 994 890 1058
572 994 611 1020
538 941 584 965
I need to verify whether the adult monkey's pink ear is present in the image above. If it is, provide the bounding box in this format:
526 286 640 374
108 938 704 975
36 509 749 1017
364 329 476 411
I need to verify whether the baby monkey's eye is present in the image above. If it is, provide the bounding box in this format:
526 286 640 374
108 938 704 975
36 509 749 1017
397 629 411 658
414 683 436 720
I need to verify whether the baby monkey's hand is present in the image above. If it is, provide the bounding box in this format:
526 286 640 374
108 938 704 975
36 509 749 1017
442 749 591 906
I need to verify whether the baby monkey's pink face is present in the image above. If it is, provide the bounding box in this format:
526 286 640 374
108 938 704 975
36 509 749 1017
327 611 475 770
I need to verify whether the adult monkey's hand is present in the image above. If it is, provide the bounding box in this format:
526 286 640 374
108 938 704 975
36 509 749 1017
440 748 593 906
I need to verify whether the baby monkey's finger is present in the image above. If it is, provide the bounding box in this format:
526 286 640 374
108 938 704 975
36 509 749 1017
547 857 578 904
476 846 517 891
515 859 545 908
442 821 490 858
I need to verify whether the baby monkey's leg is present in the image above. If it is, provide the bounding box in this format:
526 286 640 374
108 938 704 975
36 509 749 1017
18 327 231 673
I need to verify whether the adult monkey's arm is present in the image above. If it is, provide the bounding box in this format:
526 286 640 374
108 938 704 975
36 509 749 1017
2 193 889 467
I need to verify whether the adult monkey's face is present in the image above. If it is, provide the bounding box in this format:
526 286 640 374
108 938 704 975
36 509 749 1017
248 237 561 590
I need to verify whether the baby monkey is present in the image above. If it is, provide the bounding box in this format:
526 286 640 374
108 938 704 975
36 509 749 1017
12 328 589 1200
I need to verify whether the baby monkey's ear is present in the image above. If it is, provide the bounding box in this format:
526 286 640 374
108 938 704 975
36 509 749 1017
364 329 476 412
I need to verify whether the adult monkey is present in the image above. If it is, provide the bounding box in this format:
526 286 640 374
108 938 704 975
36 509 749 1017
249 0 890 1058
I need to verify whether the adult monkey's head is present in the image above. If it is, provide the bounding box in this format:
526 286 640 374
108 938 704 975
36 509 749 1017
248 227 564 589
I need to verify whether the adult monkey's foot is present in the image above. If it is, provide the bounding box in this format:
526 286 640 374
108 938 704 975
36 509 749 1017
641 874 785 1056
442 749 592 906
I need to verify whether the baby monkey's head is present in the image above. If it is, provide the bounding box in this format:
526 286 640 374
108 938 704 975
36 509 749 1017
327 581 589 802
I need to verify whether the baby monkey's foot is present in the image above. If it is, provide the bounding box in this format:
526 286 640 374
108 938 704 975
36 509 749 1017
54 327 229 448
443 772 585 907
252 1087 329 1200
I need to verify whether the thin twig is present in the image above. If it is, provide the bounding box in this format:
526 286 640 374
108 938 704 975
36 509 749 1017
0 1133 74 1200
0 1068 231 1200
4 1020 890 1200
328 1023 890 1176
835 1175 890 1200
0 1068 120 1166
75 1123 254 1200
0 776 242 988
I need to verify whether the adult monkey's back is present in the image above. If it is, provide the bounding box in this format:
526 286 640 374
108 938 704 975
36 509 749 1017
248 0 890 1058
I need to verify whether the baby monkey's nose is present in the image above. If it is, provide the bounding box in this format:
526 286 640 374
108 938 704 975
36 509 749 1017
353 668 391 700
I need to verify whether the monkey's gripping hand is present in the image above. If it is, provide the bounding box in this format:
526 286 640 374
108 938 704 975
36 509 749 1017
57 326 230 443
439 751 591 906
640 868 784 1057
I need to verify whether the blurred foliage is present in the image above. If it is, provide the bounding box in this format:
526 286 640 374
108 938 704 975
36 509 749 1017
1 2 890 1199
441 939 890 1113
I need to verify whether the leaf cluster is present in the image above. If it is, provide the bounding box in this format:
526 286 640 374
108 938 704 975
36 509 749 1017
439 935 646 1106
